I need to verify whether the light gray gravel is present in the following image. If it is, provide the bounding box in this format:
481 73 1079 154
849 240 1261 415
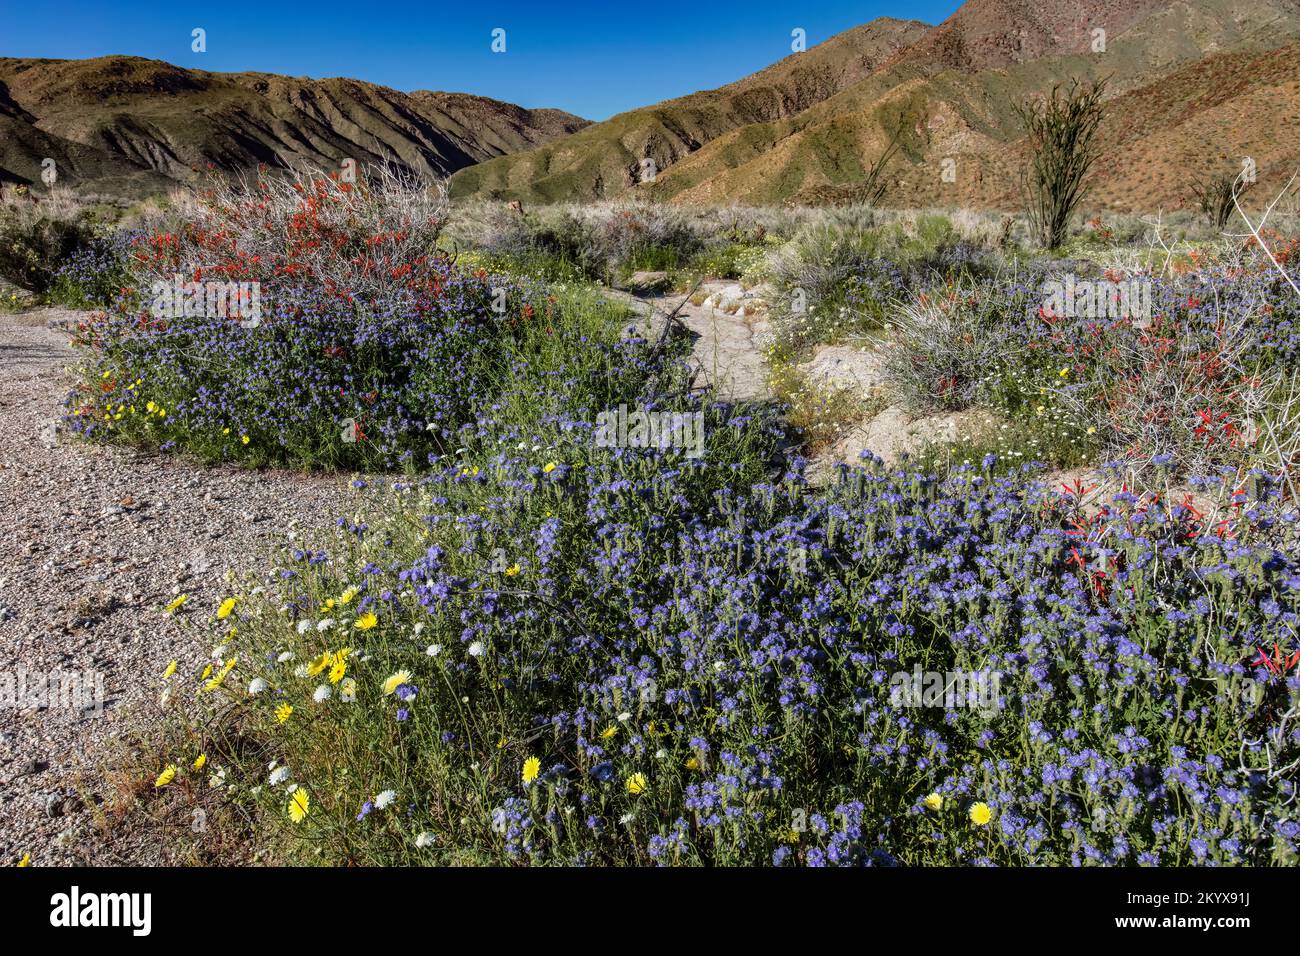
0 308 349 864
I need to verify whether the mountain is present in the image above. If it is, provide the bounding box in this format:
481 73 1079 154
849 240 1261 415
0 55 589 198
447 17 931 202
452 0 1300 211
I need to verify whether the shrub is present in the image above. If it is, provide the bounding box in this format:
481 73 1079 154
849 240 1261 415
1014 80 1107 250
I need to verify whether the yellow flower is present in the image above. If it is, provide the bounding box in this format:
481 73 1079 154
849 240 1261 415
164 594 188 614
222 427 230 435
319 597 336 612
600 725 617 740
240 435 250 445
542 462 557 474
338 587 358 605
161 660 178 680
155 765 177 788
1086 426 1097 435
354 611 378 631
924 793 943 811
216 597 239 620
199 663 213 680
522 756 541 784
382 671 412 695
17 853 30 867
307 652 332 676
275 703 293 723
969 802 992 826
1058 366 1070 377
625 772 648 795
192 754 207 770
685 756 701 770
328 659 347 684
504 564 521 577
288 788 310 823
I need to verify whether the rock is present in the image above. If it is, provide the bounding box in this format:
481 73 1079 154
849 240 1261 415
625 271 670 296
799 345 888 396
826 405 1001 469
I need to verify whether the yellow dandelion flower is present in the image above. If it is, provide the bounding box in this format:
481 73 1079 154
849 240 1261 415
192 754 207 770
542 462 557 474
504 564 521 577
222 427 230 435
338 587 358 605
354 611 378 631
164 594 188 614
162 659 178 680
155 765 177 788
522 756 541 784
600 725 617 740
382 670 411 695
17 853 30 867
685 756 701 770
307 652 331 677
216 597 239 620
319 597 336 612
199 663 213 680
924 793 943 811
969 802 992 826
328 659 347 684
240 435 250 445
288 788 310 823
275 703 293 723
625 772 648 795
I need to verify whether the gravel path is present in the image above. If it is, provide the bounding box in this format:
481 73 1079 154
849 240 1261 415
0 309 348 865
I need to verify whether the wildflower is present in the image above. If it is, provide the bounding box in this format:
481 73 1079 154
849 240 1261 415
313 684 332 703
161 660 177 680
338 586 358 605
216 597 239 620
240 435 250 445
328 659 347 684
307 652 332 676
192 754 207 770
269 766 290 785
247 678 269 696
542 462 558 473
468 641 484 657
275 703 293 723
970 802 992 826
625 773 648 795
504 564 521 577
288 789 310 823
375 789 397 810
164 594 189 614
523 756 541 784
339 678 357 702
685 756 700 770
155 765 177 788
382 670 412 695
924 793 943 811
600 725 617 740
415 832 436 848
354 611 378 631
17 853 30 867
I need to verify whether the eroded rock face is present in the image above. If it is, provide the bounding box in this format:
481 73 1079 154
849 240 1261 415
696 281 768 317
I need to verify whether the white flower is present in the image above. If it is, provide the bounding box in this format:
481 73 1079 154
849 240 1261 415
413 622 424 636
247 678 269 696
655 748 667 759
617 711 631 722
415 832 436 848
426 644 442 657
374 789 397 810
277 651 294 663
293 664 310 679
269 766 290 785
316 618 334 632
313 684 332 703
618 813 635 825
468 641 484 657
296 620 312 635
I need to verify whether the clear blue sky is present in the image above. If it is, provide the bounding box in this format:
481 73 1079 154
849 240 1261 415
0 1 961 120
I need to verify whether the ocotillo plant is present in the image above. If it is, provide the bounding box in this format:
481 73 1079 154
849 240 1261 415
1013 79 1107 249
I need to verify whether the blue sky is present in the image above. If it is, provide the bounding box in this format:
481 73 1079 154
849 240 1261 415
1 1 961 120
